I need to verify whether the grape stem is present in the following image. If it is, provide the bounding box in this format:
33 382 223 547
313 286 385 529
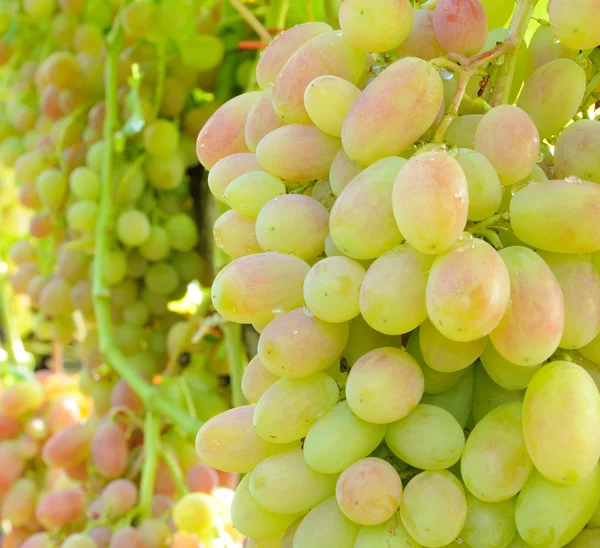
266 0 289 32
467 212 510 249
139 411 160 520
0 265 30 365
223 322 248 408
229 0 273 43
160 444 189 497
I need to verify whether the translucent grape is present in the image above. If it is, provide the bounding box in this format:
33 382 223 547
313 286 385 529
144 263 179 296
145 153 185 191
567 529 600 548
554 120 600 184
346 347 424 424
549 0 600 50
143 119 180 157
164 214 198 252
433 0 488 56
244 88 287 153
35 168 68 210
354 513 421 548
472 365 524 424
394 9 446 60
207 153 261 203
329 148 364 197
69 166 101 201
223 171 285 219
461 494 517 548
139 226 170 262
343 315 403 366
253 372 339 443
490 246 564 366
342 57 443 165
213 209 262 259
116 209 151 248
241 356 279 404
480 344 543 391
528 24 578 73
172 492 217 536
67 200 99 233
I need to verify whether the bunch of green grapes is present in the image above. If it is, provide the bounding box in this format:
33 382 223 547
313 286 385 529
194 0 600 546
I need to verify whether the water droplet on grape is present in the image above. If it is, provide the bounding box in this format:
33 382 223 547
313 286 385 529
301 306 313 317
460 232 474 242
292 329 299 335
511 181 531 196
565 175 582 184
495 55 505 65
439 67 454 80
272 308 283 316
456 233 475 252
536 152 545 163
552 36 561 44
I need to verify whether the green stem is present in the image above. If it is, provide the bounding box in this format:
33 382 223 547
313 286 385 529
265 0 289 31
229 0 272 42
139 411 160 520
160 445 188 498
152 40 167 119
223 322 247 408
324 0 341 27
0 266 29 364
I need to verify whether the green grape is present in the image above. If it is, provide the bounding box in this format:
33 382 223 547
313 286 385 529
346 347 424 424
195 406 296 473
224 171 286 219
479 0 514 28
116 209 151 248
145 153 185 191
164 214 198 252
343 315 403 367
474 105 539 186
462 494 517 548
256 124 341 182
393 151 468 255
293 496 360 547
536 252 600 350
472 365 524 424
303 401 386 474
336 457 402 526
34 168 68 210
197 92 260 170
309 178 336 211
342 57 443 165
433 0 488 56
421 366 474 428
445 115 483 150
523 361 600 485
245 88 287 153
144 263 179 296
213 209 262 260
69 166 101 201
480 344 543 391
339 0 412 52
304 75 361 138
66 200 99 233
56 247 91 285
255 195 329 260
2 477 37 527
303 256 364 323
211 253 309 325
516 466 600 548
208 153 261 203
454 148 502 221
258 307 349 378
122 1 154 41
179 34 224 72
171 251 204 284
528 24 578 75
113 162 146 205
589 494 600 527
241 355 280 404
249 447 337 514
490 247 564 366
85 140 105 173
400 471 467 547
566 529 600 548
253 372 339 443
139 226 170 262
272 31 364 124
24 0 57 19
39 277 74 316
549 0 600 50
330 156 406 260
386 404 464 471
407 330 471 395
394 9 445 60
359 244 432 335
462 402 533 502
143 119 180 157
555 120 600 184
355 513 422 547
122 301 150 327
329 148 364 196
580 332 600 365
517 59 586 140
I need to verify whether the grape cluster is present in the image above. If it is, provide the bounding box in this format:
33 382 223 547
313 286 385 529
195 0 600 547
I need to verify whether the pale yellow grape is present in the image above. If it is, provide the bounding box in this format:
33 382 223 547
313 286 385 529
421 366 474 428
445 114 482 149
555 120 600 184
195 406 297 473
304 75 361 138
517 59 586 140
303 401 386 474
472 366 524 424
258 307 349 378
454 148 502 221
549 0 600 50
308 178 336 211
255 22 333 89
338 0 413 52
336 458 402 526
505 536 532 548
343 315 403 367
244 88 286 153
516 466 600 548
479 0 513 29
523 361 600 485
462 402 533 502
256 124 340 182
490 247 565 366
303 256 364 323
393 151 468 255
329 148 364 196
172 493 217 536
480 344 543 391
385 404 464 471
394 9 446 61
474 105 540 186
359 244 432 336
254 372 339 443
223 171 285 218
241 355 279 404
245 533 286 548
426 238 510 342
293 496 360 547
342 57 443 165
355 513 422 548
329 157 406 260
571 352 600 392
231 474 301 539
528 25 578 75
208 153 261 203
407 330 471 395
567 529 600 548
282 517 302 547
213 210 262 259
433 0 488 56
462 494 517 548
589 494 600 527
346 347 424 424
580 333 600 364
249 447 338 514
272 31 365 124
211 253 309 325
400 471 467 547
419 319 487 373
537 252 600 349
